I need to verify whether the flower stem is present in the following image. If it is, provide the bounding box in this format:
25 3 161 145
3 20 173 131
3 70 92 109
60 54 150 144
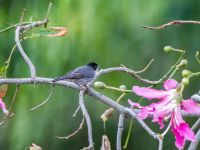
105 85 132 93
123 118 133 149
161 122 171 136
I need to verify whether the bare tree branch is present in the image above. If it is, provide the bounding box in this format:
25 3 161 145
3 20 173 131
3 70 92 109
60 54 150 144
116 113 125 150
56 117 85 140
93 67 160 85
191 94 200 103
15 19 49 78
30 86 55 110
188 128 200 150
79 90 94 149
192 118 200 131
158 139 163 150
141 20 200 30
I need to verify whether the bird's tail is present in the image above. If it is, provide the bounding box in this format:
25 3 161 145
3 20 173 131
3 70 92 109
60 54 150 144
52 76 67 82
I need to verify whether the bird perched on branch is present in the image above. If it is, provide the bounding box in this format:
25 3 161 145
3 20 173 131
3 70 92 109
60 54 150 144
52 62 98 86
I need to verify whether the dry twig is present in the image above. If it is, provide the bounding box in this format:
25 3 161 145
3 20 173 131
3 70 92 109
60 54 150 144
141 20 200 30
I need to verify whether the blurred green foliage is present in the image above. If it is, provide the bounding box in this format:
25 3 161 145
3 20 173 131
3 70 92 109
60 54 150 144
0 0 199 149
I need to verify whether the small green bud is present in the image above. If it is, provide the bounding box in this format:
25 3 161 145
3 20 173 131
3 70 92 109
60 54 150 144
179 59 188 67
119 85 127 90
182 78 189 86
182 70 191 78
164 46 173 53
94 81 106 89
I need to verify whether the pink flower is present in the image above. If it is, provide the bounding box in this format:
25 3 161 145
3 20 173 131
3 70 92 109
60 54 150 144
128 79 200 149
0 98 8 114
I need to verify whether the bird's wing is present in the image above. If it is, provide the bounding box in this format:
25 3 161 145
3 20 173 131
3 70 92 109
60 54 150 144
65 67 86 79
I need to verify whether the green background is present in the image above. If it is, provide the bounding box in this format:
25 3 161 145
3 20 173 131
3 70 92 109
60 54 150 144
0 0 199 149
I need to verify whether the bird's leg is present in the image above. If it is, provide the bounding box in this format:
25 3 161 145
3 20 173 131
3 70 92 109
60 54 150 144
80 85 87 91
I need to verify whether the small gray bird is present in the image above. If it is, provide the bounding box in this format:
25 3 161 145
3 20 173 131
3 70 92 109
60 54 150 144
52 62 98 86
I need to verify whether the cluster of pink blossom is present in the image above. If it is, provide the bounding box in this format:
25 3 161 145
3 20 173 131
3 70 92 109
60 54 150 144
128 79 200 149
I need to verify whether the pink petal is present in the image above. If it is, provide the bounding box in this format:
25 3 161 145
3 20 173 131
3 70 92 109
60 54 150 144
128 100 142 108
133 86 171 100
178 123 195 141
152 116 165 129
0 98 8 114
181 99 200 114
137 108 150 119
172 127 185 149
163 79 178 90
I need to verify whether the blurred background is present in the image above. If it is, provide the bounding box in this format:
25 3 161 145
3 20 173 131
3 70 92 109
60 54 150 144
0 0 200 149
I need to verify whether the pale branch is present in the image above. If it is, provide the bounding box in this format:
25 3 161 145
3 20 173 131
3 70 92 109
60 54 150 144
93 67 160 85
0 77 199 118
15 18 48 78
30 86 55 110
136 58 154 74
192 118 200 131
72 105 81 117
79 90 94 149
141 20 200 30
191 94 200 103
116 113 125 150
188 128 200 150
158 139 163 150
0 77 80 89
56 117 85 140
87 87 158 139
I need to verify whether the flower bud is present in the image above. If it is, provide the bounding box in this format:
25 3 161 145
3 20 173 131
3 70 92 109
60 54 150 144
0 84 8 98
119 85 127 90
164 46 173 53
101 135 111 150
182 78 189 86
30 143 42 150
182 70 191 78
101 108 114 122
178 59 188 68
94 81 106 89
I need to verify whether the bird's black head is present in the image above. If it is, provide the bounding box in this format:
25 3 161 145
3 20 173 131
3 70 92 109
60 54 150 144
87 62 98 71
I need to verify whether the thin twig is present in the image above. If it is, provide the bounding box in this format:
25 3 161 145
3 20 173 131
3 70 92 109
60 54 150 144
30 86 55 110
72 105 81 117
93 67 160 85
135 58 154 73
0 22 31 33
188 128 200 150
79 90 94 149
56 117 85 140
141 20 200 30
0 85 19 126
46 2 52 19
116 113 125 150
20 9 26 26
